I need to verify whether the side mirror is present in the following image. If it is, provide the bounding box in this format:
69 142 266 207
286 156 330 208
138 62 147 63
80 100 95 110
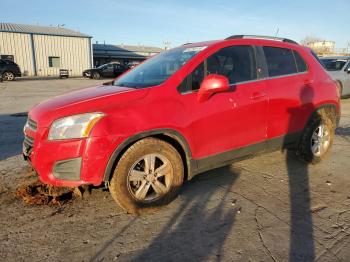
197 74 230 102
347 67 350 74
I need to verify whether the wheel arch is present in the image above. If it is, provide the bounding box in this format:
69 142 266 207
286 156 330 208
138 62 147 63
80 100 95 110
305 103 339 131
2 70 15 77
103 129 193 183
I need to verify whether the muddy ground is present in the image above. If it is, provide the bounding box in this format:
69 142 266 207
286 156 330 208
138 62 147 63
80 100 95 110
0 78 350 261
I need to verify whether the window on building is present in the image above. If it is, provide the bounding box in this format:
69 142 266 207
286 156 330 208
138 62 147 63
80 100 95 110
0 55 14 61
293 51 308 73
49 57 60 68
263 47 297 77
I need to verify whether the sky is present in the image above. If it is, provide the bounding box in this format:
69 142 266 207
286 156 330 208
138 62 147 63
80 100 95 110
2 0 349 49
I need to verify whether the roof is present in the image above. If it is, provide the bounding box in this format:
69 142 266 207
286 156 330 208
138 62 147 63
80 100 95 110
93 44 164 53
93 44 164 59
320 56 350 60
0 23 91 38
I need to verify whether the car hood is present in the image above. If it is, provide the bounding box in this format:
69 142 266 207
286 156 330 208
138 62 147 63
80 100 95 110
30 85 148 127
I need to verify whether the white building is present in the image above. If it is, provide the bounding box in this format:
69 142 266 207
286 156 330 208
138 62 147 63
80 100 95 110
0 23 92 77
307 40 335 55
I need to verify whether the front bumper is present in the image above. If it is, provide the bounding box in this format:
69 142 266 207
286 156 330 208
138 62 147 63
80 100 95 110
23 125 122 187
82 71 91 78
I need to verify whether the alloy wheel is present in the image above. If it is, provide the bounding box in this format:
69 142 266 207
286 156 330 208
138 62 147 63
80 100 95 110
3 72 14 81
311 124 330 157
127 153 173 202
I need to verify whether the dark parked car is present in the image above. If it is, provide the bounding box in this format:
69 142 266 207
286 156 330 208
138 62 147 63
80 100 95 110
0 59 21 81
83 63 128 79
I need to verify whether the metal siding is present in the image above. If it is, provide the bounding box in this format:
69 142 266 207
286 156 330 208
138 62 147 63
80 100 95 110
0 32 34 76
33 35 90 77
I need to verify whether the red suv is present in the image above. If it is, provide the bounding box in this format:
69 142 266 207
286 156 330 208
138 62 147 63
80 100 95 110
23 35 340 213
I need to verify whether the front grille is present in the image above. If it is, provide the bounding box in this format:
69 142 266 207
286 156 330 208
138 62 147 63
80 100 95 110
27 118 37 131
24 135 34 148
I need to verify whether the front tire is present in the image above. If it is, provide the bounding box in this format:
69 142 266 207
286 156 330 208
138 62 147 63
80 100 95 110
109 138 184 214
296 109 335 164
3 71 15 81
93 72 101 79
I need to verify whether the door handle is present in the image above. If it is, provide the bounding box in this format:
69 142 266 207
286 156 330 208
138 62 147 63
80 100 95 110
250 92 267 100
304 79 314 85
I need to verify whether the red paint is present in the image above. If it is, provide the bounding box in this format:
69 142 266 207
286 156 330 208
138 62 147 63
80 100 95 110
24 38 340 187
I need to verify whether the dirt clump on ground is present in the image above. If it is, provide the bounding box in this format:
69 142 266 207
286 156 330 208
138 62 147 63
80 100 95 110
15 179 77 206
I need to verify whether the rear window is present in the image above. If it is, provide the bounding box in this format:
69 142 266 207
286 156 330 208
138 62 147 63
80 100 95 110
263 46 297 77
293 51 307 72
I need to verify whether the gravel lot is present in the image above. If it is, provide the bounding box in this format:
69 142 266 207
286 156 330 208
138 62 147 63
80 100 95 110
0 78 350 261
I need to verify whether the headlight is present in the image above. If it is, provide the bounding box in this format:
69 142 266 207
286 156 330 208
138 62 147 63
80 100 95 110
48 113 104 140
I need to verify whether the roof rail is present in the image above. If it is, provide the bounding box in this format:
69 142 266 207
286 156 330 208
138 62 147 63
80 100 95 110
225 35 299 45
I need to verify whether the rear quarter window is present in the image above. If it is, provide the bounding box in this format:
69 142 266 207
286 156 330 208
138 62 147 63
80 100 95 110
293 51 308 72
263 46 297 77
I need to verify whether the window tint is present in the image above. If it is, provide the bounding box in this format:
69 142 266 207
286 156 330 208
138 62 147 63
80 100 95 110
293 51 307 72
177 62 205 93
191 62 205 91
178 45 257 93
207 45 257 84
263 47 297 77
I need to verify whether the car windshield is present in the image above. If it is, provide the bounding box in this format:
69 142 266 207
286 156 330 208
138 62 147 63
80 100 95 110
97 64 108 69
113 46 207 88
321 59 347 71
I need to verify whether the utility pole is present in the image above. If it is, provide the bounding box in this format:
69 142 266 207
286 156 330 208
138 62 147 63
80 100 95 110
163 41 171 50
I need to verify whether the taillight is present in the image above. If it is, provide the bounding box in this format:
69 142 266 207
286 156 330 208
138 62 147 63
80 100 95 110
335 81 341 98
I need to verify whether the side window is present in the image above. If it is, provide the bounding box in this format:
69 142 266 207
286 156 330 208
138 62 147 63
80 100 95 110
177 62 205 93
293 51 308 72
263 47 297 77
346 61 350 70
105 64 114 70
178 45 257 93
207 45 257 84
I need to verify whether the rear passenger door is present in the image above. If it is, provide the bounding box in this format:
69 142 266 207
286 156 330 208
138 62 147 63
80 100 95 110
261 46 311 142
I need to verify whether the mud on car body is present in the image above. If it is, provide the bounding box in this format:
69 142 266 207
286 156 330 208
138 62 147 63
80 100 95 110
23 35 340 213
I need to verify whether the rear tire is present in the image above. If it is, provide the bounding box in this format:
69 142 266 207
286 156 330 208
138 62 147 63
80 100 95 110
296 109 335 164
2 71 15 81
109 138 184 214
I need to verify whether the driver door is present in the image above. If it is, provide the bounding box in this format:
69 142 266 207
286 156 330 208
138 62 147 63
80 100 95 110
102 64 115 77
179 45 268 160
